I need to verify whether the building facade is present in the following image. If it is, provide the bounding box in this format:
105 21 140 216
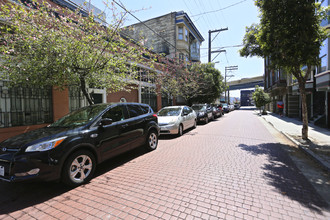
122 11 204 63
0 0 166 142
264 0 330 128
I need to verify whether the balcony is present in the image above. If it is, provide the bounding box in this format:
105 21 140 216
315 71 330 91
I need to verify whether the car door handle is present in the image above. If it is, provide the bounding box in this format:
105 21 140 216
90 134 98 138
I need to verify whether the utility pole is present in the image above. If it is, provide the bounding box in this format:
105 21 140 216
208 28 228 63
225 66 238 103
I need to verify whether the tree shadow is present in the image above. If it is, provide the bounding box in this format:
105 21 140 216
238 143 329 214
0 146 149 214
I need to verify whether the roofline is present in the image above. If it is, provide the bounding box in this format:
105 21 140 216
175 11 204 42
124 11 204 42
124 12 175 28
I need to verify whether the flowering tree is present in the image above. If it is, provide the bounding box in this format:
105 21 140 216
0 0 151 105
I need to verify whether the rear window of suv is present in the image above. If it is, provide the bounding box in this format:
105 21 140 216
140 105 151 114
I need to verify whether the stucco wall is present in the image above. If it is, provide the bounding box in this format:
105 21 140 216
122 13 176 57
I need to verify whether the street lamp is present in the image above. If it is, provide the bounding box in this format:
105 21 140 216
225 66 238 103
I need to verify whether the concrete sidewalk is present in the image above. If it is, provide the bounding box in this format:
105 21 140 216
261 112 330 173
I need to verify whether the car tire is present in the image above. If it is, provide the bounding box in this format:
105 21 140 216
62 150 96 187
145 130 158 151
205 117 208 124
178 124 183 136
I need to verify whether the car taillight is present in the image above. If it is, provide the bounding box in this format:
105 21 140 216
153 114 158 118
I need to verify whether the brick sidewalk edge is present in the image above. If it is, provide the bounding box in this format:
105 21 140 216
261 116 330 174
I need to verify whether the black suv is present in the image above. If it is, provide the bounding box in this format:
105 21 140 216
0 103 160 186
191 104 213 124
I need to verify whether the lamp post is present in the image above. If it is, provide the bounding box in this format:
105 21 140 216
225 66 238 103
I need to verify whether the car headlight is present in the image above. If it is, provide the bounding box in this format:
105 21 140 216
25 137 67 152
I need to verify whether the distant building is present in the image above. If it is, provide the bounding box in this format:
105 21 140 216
240 90 254 106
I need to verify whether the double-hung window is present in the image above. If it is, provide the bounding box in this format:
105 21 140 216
178 27 183 40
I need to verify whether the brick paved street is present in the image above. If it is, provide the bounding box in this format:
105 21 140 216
0 108 329 219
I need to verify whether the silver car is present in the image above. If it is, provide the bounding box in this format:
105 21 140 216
157 106 197 136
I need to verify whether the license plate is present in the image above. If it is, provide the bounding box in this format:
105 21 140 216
0 166 4 176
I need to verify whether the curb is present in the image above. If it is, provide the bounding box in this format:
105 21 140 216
281 131 330 173
261 116 330 174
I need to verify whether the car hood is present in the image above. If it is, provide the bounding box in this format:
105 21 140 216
158 116 180 124
0 126 81 149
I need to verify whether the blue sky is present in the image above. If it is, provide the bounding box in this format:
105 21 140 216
91 0 263 98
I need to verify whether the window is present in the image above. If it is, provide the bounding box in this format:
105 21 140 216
69 86 87 112
320 38 328 73
102 105 125 122
140 105 150 114
127 104 143 118
183 107 189 115
178 27 183 40
141 87 157 111
179 53 184 61
0 81 53 128
185 28 188 41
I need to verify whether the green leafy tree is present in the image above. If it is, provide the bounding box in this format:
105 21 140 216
154 58 224 104
252 85 271 115
240 0 329 140
0 0 151 105
188 63 225 104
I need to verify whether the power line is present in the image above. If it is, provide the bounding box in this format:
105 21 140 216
191 0 248 17
111 0 186 55
201 44 243 50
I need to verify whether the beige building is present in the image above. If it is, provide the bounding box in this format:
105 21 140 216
122 11 204 62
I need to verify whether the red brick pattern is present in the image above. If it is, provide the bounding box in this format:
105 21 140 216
0 109 329 219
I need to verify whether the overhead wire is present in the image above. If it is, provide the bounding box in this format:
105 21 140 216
111 0 187 55
191 0 248 17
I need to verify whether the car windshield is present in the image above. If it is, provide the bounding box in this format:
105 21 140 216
49 104 109 127
158 107 182 116
192 105 206 111
222 104 228 107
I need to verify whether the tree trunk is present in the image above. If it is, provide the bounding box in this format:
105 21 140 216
298 80 308 140
80 77 94 105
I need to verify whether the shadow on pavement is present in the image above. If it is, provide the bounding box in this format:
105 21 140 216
0 147 149 215
238 143 329 214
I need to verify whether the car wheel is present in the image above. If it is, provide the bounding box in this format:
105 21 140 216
205 117 208 124
146 130 158 151
178 124 183 136
62 150 96 187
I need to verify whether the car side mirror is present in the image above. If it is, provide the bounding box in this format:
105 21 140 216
99 118 113 126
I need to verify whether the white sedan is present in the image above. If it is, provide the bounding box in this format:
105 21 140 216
157 106 197 136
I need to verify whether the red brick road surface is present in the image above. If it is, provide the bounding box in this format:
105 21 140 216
0 108 329 219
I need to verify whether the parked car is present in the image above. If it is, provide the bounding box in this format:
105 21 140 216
0 103 160 186
234 104 240 110
191 104 213 124
216 104 224 116
229 104 235 111
157 106 197 136
221 103 230 113
211 104 223 118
